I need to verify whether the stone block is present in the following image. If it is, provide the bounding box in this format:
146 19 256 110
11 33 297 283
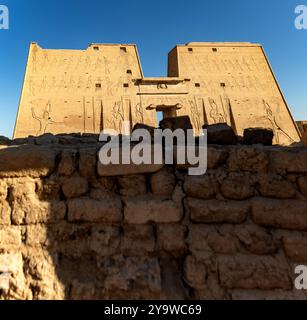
252 198 307 230
220 173 254 200
150 167 176 197
124 195 182 224
203 123 238 145
0 146 56 178
68 197 122 223
186 198 249 224
62 176 89 198
218 254 292 290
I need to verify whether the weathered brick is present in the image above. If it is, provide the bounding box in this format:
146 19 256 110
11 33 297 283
186 198 249 224
157 224 187 253
218 254 292 290
62 176 88 198
122 225 155 255
68 197 122 223
207 147 228 169
187 224 237 254
118 175 147 197
183 175 215 199
0 226 21 247
12 200 66 225
257 174 296 199
228 147 269 172
0 201 11 225
0 146 56 178
103 256 162 299
124 195 182 224
234 224 277 255
79 148 97 179
282 234 307 262
220 173 254 200
270 149 307 174
183 255 207 290
89 226 120 256
252 198 307 230
150 167 176 197
297 176 307 196
58 150 77 176
0 180 7 200
36 178 60 200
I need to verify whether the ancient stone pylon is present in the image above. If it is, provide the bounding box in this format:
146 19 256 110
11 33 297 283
13 42 301 145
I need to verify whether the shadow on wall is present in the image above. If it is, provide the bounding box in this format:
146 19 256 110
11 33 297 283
0 143 188 300
1 138 307 300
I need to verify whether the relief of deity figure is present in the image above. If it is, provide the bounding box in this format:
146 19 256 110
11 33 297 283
135 103 144 124
208 98 225 123
108 101 125 133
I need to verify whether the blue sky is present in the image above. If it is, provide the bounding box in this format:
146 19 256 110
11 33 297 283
0 0 306 138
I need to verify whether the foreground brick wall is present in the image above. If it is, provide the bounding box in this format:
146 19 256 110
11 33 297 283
1 137 307 300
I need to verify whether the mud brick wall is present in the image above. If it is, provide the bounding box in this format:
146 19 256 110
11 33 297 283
1 138 307 300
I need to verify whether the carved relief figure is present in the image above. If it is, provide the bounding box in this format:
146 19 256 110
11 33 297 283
108 101 125 133
135 103 144 124
31 101 62 135
263 100 295 144
208 98 225 123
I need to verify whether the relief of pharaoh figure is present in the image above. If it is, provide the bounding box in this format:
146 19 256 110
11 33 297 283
31 101 62 136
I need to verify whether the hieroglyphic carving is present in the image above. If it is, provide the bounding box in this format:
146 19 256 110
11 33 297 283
77 76 84 89
103 57 111 75
39 77 47 92
86 76 93 90
31 46 38 73
14 42 301 144
189 99 201 132
84 55 91 69
28 77 36 97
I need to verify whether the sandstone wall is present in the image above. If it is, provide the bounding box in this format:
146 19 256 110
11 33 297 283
1 137 307 300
